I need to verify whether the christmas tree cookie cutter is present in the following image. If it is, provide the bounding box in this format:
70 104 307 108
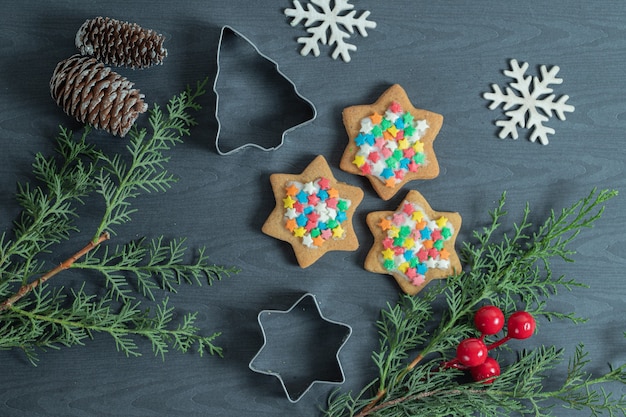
248 293 352 403
213 26 317 155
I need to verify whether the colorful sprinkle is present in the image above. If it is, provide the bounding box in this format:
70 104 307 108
283 177 351 248
379 200 454 285
353 102 429 187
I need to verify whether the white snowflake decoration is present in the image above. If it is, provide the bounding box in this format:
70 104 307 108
483 59 575 145
284 0 377 63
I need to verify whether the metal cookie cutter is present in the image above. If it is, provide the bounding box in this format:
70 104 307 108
213 26 317 155
249 293 352 403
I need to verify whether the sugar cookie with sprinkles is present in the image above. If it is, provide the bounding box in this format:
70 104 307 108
263 155 364 268
364 190 461 294
340 84 443 200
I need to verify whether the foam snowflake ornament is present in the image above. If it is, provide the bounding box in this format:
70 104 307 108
484 59 575 145
284 0 376 63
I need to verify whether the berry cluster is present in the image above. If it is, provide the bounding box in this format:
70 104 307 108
443 306 536 383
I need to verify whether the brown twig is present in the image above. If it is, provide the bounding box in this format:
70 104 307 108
407 353 424 371
0 232 110 311
360 389 386 415
355 388 482 417
361 353 426 414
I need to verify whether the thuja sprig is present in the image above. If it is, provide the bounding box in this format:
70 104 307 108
0 127 99 286
72 236 233 302
1 285 224 363
93 78 206 241
0 79 239 364
325 188 624 417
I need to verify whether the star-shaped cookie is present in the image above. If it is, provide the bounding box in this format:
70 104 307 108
364 190 462 294
340 84 443 200
263 155 364 268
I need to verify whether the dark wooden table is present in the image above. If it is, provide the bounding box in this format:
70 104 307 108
1 1 625 416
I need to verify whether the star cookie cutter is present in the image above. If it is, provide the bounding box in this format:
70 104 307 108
213 26 317 155
249 293 352 403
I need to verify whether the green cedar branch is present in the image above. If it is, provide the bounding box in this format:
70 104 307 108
0 127 99 285
325 188 624 417
0 232 110 311
5 286 223 362
72 236 239 302
1 78 238 364
93 78 207 242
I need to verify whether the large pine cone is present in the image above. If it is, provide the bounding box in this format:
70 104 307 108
50 54 148 137
75 17 167 69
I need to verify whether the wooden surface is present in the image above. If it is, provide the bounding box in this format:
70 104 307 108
1 1 625 416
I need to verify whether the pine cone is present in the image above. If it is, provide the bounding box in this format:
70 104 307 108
75 16 167 69
50 54 148 137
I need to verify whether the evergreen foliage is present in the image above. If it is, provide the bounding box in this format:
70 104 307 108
325 189 625 417
0 79 238 365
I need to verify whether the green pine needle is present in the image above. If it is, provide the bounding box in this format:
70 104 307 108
325 188 624 417
93 79 207 240
73 236 238 302
0 78 239 365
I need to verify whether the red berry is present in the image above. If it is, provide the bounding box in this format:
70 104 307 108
474 305 505 335
507 311 536 339
456 338 488 367
470 356 501 384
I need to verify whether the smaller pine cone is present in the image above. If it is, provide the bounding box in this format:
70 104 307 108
75 16 167 69
50 54 148 137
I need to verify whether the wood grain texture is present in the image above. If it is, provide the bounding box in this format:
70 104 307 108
1 1 625 416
